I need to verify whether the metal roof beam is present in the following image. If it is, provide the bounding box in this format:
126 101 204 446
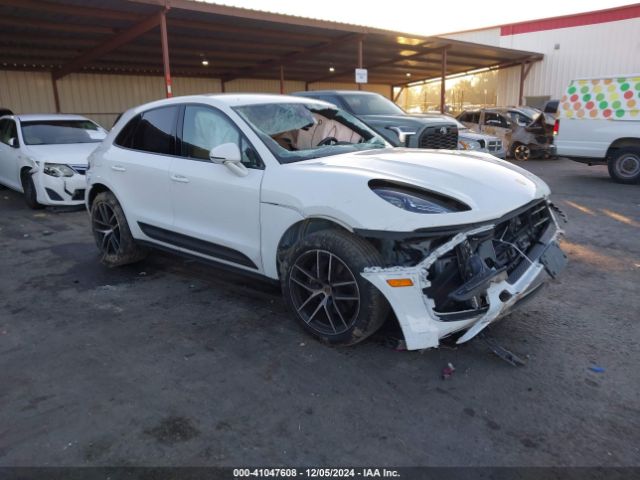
221 33 364 83
168 18 332 43
0 16 115 35
0 0 141 21
53 10 166 80
393 55 544 87
306 43 444 84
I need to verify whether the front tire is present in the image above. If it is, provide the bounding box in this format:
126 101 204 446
608 147 640 184
281 229 389 346
91 191 146 266
21 170 44 209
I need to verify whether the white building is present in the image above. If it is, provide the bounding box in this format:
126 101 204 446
443 4 640 106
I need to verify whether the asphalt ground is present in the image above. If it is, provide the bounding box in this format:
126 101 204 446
0 158 638 467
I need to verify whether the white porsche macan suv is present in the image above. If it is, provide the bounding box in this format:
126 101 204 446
86 94 566 350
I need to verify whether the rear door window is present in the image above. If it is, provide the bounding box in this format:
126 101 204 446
124 106 179 155
460 112 480 124
508 111 530 126
483 112 510 128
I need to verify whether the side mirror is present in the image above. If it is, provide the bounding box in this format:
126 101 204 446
209 143 248 177
8 137 19 148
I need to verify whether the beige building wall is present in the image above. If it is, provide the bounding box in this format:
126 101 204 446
0 71 392 128
0 70 57 115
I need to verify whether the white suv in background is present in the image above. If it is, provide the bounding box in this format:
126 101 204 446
0 114 107 208
86 94 565 350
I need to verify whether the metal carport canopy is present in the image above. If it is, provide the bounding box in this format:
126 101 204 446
0 0 542 102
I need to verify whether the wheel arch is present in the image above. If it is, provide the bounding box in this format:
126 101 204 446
606 138 640 159
275 217 353 278
20 165 33 179
87 182 117 210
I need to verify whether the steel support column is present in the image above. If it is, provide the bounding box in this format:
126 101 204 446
160 9 172 98
519 62 533 105
393 86 404 103
440 48 447 113
357 38 363 91
51 73 61 113
280 65 285 94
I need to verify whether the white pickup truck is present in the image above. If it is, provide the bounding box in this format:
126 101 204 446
554 75 640 184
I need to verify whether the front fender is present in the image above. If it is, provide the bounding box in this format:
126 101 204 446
260 203 357 279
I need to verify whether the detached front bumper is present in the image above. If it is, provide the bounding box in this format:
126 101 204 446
361 202 566 350
35 170 87 206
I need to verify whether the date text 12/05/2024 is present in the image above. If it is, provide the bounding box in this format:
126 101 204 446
233 468 401 478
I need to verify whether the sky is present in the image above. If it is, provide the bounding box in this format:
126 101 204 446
213 0 635 36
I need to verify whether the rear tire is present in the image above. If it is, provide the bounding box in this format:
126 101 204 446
281 229 389 346
21 170 44 209
511 143 531 161
608 147 640 184
91 191 147 266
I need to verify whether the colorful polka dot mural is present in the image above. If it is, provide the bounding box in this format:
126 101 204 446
560 76 640 121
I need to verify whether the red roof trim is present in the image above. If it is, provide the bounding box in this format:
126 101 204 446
500 3 640 36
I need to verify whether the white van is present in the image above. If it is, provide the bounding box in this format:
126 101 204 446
554 75 640 184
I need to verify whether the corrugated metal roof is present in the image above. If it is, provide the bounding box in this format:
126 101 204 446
0 0 543 86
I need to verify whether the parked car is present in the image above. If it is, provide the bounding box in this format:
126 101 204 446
293 90 505 158
292 90 458 150
86 94 566 350
554 74 640 184
440 115 505 158
0 114 107 208
458 107 555 161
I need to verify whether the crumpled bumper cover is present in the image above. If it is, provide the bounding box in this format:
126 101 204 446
38 171 86 205
360 208 566 350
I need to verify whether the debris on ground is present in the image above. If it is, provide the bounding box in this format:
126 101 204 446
382 337 406 351
589 365 605 373
23 234 29 238
442 363 456 380
42 230 53 236
138 271 147 276
481 335 526 367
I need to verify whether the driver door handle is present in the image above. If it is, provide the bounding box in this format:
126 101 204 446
170 174 190 183
111 165 126 172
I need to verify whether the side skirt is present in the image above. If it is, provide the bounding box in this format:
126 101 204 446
138 222 258 270
137 239 279 287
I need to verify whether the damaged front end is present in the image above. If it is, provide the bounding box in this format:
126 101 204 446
358 200 567 350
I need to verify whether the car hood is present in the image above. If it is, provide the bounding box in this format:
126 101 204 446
459 130 501 143
263 148 550 231
360 114 452 127
25 143 100 165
